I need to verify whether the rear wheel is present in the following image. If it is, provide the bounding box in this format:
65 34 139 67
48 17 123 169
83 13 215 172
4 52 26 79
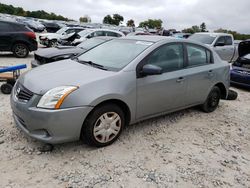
12 43 29 58
81 104 125 147
1 83 13 94
201 86 221 113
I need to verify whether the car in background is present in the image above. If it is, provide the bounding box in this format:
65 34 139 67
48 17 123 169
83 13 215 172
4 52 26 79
11 36 229 147
39 27 85 47
72 29 125 45
231 40 250 89
40 21 61 33
189 33 238 63
31 37 114 68
126 31 152 36
172 33 191 39
0 20 37 58
22 20 45 32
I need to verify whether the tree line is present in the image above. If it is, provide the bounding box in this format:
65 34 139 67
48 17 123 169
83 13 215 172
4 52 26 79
0 3 70 21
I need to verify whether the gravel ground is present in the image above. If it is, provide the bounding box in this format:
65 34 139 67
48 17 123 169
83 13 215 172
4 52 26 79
0 53 250 188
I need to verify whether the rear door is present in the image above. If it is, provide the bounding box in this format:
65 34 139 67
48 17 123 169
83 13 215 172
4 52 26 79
136 43 188 119
0 22 13 51
184 43 215 104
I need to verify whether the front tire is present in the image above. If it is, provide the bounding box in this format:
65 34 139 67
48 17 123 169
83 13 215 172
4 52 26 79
49 39 57 47
12 43 29 58
201 86 221 113
1 83 13 94
81 104 125 147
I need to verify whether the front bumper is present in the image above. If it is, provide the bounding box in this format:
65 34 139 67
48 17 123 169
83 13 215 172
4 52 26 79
10 88 93 144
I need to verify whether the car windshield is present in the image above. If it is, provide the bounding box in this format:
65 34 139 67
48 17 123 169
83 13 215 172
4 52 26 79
77 39 153 71
189 34 217 44
56 27 67 34
77 38 106 50
78 30 93 37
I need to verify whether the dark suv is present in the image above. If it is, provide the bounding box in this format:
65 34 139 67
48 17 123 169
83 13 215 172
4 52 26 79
0 20 38 58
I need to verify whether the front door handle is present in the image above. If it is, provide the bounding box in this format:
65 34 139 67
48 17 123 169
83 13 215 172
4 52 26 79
208 70 214 77
176 77 185 83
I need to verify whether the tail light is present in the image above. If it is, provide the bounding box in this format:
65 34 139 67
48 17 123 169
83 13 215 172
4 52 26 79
25 32 36 40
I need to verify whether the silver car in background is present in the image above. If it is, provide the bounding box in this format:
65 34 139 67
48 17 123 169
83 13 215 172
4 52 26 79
11 36 230 147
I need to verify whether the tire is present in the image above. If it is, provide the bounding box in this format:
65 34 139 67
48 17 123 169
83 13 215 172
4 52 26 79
201 86 221 113
81 104 125 147
12 43 29 58
49 39 57 47
1 83 13 94
227 89 238 100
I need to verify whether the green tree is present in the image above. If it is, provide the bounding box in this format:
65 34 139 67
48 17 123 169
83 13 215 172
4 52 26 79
200 22 207 32
214 28 250 40
103 14 124 26
79 16 89 23
139 19 163 29
182 25 201 34
127 19 135 27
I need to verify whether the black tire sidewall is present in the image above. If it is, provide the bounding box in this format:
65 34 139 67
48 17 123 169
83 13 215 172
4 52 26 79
1 83 13 94
202 86 221 113
82 104 125 147
13 43 29 58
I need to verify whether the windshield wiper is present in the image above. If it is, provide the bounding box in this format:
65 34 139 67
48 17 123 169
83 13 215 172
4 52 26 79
76 59 107 70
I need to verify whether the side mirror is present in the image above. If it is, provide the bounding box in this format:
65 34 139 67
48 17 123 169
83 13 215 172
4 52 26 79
215 42 225 47
86 35 91 39
140 64 162 77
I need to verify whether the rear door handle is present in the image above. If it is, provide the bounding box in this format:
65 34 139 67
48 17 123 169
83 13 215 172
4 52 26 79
176 77 185 83
208 70 214 77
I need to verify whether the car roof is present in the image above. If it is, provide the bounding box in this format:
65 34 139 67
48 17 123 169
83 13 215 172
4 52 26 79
194 32 232 37
120 35 183 43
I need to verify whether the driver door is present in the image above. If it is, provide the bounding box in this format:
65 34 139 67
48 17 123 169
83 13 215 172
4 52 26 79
136 43 188 119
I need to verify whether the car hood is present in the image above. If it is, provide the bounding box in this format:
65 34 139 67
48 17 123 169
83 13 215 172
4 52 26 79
35 46 84 58
238 40 250 57
19 60 116 95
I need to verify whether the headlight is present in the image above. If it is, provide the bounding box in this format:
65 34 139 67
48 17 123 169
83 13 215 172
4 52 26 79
37 86 78 109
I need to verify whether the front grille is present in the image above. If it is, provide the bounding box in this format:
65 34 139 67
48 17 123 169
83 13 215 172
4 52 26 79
15 83 33 102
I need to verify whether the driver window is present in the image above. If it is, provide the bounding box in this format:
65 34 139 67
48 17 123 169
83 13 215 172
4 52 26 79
215 36 225 45
145 44 184 73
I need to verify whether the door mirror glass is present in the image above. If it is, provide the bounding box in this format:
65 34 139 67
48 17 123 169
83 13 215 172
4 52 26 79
141 64 162 76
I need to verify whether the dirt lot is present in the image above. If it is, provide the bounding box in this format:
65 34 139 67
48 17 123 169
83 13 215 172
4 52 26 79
0 53 250 188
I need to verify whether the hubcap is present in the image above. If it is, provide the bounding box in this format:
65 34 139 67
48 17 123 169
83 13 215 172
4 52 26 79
93 112 121 143
209 92 219 107
15 44 27 57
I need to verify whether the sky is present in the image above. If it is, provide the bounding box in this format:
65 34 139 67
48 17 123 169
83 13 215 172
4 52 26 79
1 0 250 34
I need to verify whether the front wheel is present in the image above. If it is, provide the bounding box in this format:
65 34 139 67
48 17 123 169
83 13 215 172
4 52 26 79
201 86 221 113
1 83 13 94
49 39 57 47
81 104 125 147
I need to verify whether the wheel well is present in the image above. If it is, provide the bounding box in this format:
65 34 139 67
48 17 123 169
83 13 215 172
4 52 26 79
93 99 131 126
11 41 29 51
215 83 227 99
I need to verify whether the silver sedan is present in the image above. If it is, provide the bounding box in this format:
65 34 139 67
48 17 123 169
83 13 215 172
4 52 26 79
11 36 230 147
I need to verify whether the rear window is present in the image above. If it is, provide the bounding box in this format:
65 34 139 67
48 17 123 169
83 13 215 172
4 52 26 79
189 34 216 45
0 22 28 32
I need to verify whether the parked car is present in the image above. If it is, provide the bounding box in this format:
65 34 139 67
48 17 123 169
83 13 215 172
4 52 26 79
72 29 125 45
22 20 45 32
0 20 37 58
189 33 238 62
231 40 250 89
11 36 230 147
40 21 61 33
172 33 191 39
31 37 115 68
126 31 152 36
39 27 85 47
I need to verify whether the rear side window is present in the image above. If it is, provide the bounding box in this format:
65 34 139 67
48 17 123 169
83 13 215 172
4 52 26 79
0 22 12 32
187 44 212 67
106 31 119 37
225 36 233 45
145 43 184 73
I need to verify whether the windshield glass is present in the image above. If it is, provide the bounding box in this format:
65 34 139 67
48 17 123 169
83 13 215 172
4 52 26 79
78 30 93 37
189 34 216 44
77 38 106 50
77 39 153 71
56 27 67 34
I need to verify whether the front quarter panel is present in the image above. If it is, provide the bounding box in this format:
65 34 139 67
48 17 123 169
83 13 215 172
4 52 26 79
60 71 137 122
